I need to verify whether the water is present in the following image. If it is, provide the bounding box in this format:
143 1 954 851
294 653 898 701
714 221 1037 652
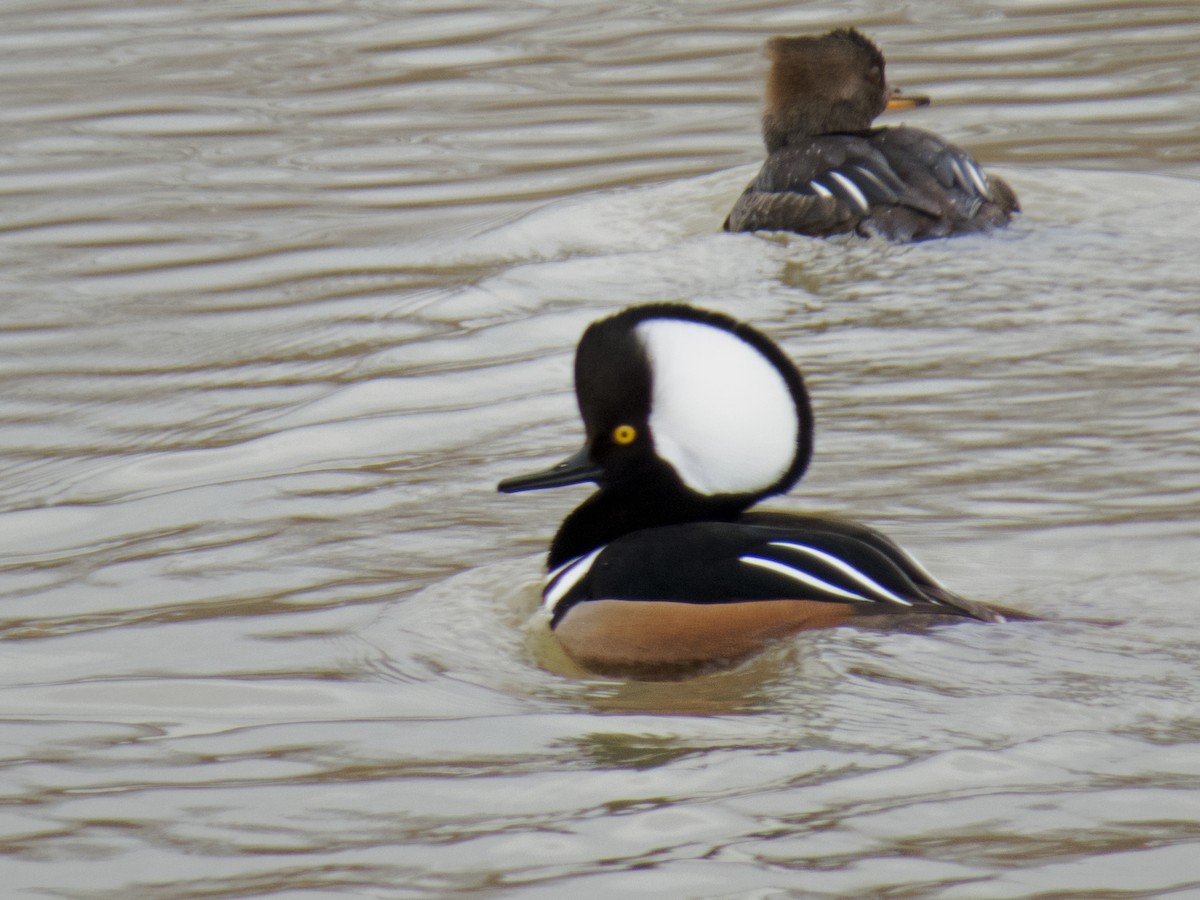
2 0 1200 896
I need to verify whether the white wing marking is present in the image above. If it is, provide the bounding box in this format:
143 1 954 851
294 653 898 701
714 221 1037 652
965 159 991 198
767 541 915 606
847 164 894 200
828 170 871 212
740 555 874 603
947 155 970 193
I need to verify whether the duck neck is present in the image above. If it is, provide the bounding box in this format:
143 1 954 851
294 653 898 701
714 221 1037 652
546 483 749 570
762 106 874 151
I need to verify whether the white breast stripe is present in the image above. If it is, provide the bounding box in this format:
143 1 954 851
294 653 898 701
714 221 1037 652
808 180 834 198
740 555 873 603
767 541 914 606
828 170 870 212
545 555 580 585
543 547 603 612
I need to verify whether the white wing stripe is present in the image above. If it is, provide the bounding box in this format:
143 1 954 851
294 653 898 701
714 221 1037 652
740 555 873 603
828 170 871 212
543 547 603 612
965 159 991 198
896 545 941 587
947 155 970 193
848 164 892 198
767 541 914 606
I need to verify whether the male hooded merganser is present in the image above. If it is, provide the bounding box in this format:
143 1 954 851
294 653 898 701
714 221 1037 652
499 304 1032 678
724 28 1019 241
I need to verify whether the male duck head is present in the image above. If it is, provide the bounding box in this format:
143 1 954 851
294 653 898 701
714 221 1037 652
499 304 813 566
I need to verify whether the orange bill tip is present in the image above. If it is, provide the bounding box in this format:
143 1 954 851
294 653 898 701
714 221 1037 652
885 91 931 111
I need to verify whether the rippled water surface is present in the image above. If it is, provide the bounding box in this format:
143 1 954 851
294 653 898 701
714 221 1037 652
3 1 1200 896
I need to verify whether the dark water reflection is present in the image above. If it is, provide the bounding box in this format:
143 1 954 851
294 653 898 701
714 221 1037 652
2 0 1200 896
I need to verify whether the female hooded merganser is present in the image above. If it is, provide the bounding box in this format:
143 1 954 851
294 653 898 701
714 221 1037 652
499 304 1031 678
724 28 1019 241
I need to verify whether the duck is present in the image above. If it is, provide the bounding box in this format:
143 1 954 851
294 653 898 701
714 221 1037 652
724 28 1019 241
498 303 1033 678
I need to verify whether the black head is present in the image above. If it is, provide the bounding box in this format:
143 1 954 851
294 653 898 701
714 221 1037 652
499 304 814 564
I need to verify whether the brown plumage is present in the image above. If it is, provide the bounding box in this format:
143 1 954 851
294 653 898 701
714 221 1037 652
725 28 1019 241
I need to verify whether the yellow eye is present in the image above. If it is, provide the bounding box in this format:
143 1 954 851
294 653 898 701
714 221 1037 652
612 424 637 445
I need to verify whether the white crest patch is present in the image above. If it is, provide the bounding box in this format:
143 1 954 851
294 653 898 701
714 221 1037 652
636 318 799 496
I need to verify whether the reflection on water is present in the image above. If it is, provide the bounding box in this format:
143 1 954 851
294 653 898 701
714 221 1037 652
2 0 1200 896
